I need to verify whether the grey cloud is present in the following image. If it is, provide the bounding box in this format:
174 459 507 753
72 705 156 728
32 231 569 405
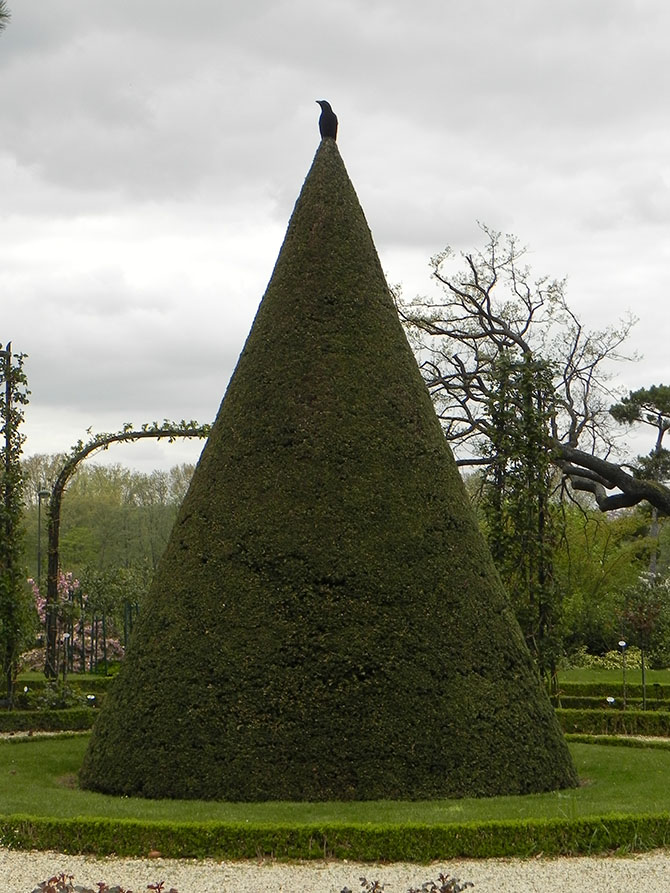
2 0 669 468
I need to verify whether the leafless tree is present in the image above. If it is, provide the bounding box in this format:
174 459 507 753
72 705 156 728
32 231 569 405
399 225 670 515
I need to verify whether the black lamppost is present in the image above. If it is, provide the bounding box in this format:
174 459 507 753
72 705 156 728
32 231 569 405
619 639 628 710
36 485 50 587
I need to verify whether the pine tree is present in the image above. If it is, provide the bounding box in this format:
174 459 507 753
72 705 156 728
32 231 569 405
80 140 577 800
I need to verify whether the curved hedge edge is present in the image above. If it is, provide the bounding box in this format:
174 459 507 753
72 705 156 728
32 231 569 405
0 731 90 746
1 813 670 861
565 734 670 750
0 709 95 733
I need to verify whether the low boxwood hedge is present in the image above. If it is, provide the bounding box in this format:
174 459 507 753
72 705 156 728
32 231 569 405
557 708 670 737
555 681 670 699
553 695 670 711
0 709 95 733
1 812 670 860
10 676 113 694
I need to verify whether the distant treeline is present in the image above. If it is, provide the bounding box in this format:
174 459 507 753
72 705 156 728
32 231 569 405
22 454 194 579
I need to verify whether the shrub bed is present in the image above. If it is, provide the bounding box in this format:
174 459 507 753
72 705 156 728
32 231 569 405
8 691 106 712
557 708 670 737
2 813 670 860
12 676 112 694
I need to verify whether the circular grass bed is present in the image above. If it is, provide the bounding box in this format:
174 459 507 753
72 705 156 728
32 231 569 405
1 735 669 860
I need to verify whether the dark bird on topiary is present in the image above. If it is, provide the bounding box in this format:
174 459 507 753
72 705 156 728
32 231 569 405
316 100 338 140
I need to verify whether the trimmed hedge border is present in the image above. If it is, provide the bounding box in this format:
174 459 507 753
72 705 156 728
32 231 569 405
565 734 670 750
554 695 670 711
1 813 670 860
0 709 95 732
557 708 670 737
555 681 670 699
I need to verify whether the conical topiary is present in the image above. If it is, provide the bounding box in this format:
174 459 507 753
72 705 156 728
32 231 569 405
80 138 578 801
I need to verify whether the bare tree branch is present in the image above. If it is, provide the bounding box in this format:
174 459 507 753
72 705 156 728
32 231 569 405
398 224 665 514
552 442 670 515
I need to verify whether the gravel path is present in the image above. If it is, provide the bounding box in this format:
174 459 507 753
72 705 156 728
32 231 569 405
5 849 670 893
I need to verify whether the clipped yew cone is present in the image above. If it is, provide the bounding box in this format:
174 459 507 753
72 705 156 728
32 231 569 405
80 139 578 801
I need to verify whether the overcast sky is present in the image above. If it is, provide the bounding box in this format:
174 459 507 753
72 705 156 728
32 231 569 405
2 0 668 475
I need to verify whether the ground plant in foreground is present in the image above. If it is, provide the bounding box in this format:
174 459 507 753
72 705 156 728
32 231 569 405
344 874 474 893
31 874 177 893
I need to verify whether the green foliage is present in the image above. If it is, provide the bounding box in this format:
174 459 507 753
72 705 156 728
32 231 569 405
0 345 35 705
610 384 670 434
565 644 643 670
78 565 148 641
481 351 561 675
24 682 87 710
22 459 196 578
555 507 650 656
621 574 670 669
636 449 670 483
80 139 576 802
11 686 105 712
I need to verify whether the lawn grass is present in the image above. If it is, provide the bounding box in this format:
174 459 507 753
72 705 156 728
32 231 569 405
1 735 669 826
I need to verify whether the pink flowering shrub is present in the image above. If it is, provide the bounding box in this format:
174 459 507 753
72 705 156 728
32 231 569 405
28 571 80 626
26 572 126 675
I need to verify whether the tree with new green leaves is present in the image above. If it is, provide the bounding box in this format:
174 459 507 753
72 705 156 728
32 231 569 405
480 351 561 676
22 457 195 577
621 573 670 705
554 506 652 656
0 344 34 706
81 138 576 802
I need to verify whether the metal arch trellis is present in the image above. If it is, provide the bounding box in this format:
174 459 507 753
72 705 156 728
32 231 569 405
43 420 210 678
